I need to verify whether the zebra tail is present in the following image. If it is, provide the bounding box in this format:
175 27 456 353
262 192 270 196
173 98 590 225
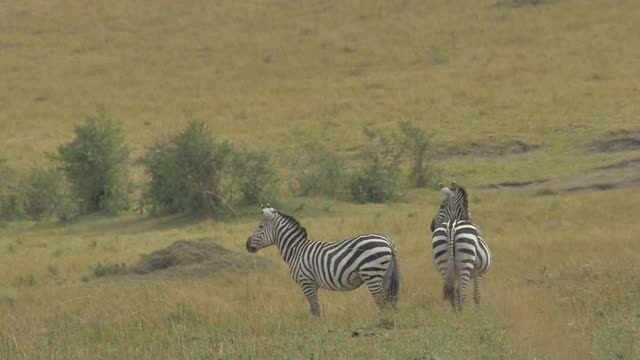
383 245 400 307
442 222 456 307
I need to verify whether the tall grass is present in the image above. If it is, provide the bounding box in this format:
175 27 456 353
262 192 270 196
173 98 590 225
1 190 639 358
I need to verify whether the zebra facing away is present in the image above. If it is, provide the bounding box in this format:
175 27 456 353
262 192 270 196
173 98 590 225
430 180 472 233
246 206 400 316
432 220 491 311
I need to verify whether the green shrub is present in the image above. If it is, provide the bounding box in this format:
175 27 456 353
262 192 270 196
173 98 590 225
350 163 401 203
0 161 25 220
12 274 37 287
54 114 131 214
143 120 231 214
224 147 278 205
21 167 77 221
290 144 348 197
92 261 126 277
397 120 439 188
348 127 403 203
1 163 76 221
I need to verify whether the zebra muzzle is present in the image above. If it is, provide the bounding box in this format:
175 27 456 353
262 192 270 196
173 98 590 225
246 237 257 253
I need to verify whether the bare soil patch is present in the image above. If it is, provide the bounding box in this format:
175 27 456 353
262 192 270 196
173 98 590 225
479 158 640 194
590 129 640 153
436 139 539 158
128 239 271 277
480 179 548 189
492 0 559 8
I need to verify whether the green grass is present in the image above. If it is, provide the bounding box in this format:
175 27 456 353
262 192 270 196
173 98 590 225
2 0 640 358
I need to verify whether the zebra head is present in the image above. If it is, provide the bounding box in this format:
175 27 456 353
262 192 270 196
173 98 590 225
448 181 470 217
439 181 454 198
246 204 278 253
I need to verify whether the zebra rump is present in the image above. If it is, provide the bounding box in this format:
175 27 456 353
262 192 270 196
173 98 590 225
432 220 491 310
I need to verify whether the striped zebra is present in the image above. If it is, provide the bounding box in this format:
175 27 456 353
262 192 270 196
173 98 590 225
432 219 491 311
246 206 400 316
430 181 472 233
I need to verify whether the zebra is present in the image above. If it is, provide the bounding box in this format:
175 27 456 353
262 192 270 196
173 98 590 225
245 205 400 316
432 219 491 311
430 180 472 233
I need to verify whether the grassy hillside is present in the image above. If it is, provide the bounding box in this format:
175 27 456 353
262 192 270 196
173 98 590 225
2 0 639 169
1 0 639 359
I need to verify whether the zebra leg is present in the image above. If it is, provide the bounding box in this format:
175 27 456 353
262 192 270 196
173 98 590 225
455 272 471 311
364 277 388 309
472 270 482 310
440 271 456 309
302 283 321 316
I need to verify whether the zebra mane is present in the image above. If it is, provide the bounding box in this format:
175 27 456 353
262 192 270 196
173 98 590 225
276 212 308 238
454 185 469 211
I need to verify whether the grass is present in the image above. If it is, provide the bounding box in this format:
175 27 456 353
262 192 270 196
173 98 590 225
2 0 639 170
1 0 640 358
1 191 639 358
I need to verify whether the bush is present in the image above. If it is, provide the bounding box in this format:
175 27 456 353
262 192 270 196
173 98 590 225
350 163 401 203
290 144 348 197
224 147 278 205
92 261 126 277
0 163 76 221
0 161 25 220
54 114 131 214
20 167 77 221
348 127 404 203
13 273 37 287
144 120 232 214
397 121 439 188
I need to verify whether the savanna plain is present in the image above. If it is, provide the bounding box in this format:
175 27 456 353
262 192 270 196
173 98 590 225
1 0 640 359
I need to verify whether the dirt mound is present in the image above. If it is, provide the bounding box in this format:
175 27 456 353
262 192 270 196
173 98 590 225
129 239 270 276
590 130 640 152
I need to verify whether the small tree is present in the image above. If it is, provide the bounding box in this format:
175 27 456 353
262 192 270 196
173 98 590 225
0 161 25 221
350 163 401 203
349 127 403 203
55 114 131 214
21 167 77 221
224 147 277 205
397 121 438 188
144 120 231 214
0 163 77 221
290 143 348 197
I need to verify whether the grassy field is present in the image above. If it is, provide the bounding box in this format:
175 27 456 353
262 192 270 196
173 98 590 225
1 0 640 359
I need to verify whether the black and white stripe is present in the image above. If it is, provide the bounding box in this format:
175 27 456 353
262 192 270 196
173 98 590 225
432 220 491 310
246 206 400 316
430 181 472 232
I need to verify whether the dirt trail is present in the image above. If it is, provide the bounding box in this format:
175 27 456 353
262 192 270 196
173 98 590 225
480 158 640 194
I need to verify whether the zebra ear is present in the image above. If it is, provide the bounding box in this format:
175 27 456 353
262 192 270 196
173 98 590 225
440 187 453 197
